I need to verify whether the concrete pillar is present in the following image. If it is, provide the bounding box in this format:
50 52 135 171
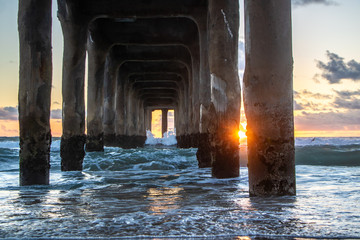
103 53 117 146
58 1 88 171
115 73 126 147
244 0 295 196
161 109 168 137
86 31 107 152
126 87 136 137
18 0 52 185
196 18 212 167
207 0 241 178
145 108 152 131
138 101 145 135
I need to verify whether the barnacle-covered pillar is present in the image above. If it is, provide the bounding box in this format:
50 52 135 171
244 0 296 196
207 0 241 178
18 0 52 185
58 0 88 171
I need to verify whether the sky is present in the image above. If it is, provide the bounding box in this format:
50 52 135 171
0 0 360 137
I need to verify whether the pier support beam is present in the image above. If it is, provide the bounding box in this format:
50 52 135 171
103 53 117 146
145 108 152 132
196 18 212 167
18 0 52 185
86 28 107 152
244 0 295 196
207 0 241 178
161 109 168 137
58 1 88 171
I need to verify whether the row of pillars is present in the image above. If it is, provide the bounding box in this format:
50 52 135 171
18 0 295 196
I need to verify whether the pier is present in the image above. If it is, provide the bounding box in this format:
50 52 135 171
18 0 295 196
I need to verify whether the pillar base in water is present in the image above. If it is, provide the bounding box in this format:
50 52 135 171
61 135 86 171
190 133 200 148
115 135 146 149
176 135 191 148
248 136 296 196
19 132 51 185
196 133 212 168
104 134 116 147
86 133 104 152
211 137 240 178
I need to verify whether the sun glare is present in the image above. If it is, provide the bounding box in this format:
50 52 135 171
238 122 247 140
238 130 246 139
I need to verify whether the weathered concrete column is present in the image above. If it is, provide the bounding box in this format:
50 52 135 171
103 53 117 146
86 29 107 152
58 1 88 171
138 101 145 135
244 0 295 196
161 109 168 137
196 18 212 167
115 72 126 147
18 0 52 185
145 108 152 131
125 87 137 137
208 0 241 178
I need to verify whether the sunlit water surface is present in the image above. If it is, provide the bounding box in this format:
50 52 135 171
0 138 359 239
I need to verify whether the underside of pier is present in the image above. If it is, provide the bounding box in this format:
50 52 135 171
18 0 295 196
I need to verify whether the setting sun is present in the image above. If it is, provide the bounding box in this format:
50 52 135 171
238 122 247 140
238 130 246 139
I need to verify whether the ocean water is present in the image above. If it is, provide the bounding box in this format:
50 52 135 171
0 136 359 239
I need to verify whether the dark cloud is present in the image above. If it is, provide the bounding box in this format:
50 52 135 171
292 0 337 6
316 51 360 84
333 97 360 110
333 89 360 99
0 107 63 121
0 107 18 120
50 109 62 119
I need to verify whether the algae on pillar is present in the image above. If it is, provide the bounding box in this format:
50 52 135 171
58 0 88 171
244 0 296 196
18 0 52 185
207 0 241 178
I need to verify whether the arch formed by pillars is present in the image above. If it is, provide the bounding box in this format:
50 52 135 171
18 0 295 196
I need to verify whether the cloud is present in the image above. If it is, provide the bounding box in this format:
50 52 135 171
294 89 334 112
0 107 63 121
295 110 360 131
294 100 304 110
0 107 18 120
50 109 62 119
333 97 360 110
316 51 360 84
292 0 337 6
1 124 18 134
53 101 61 105
333 89 360 99
295 89 332 100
